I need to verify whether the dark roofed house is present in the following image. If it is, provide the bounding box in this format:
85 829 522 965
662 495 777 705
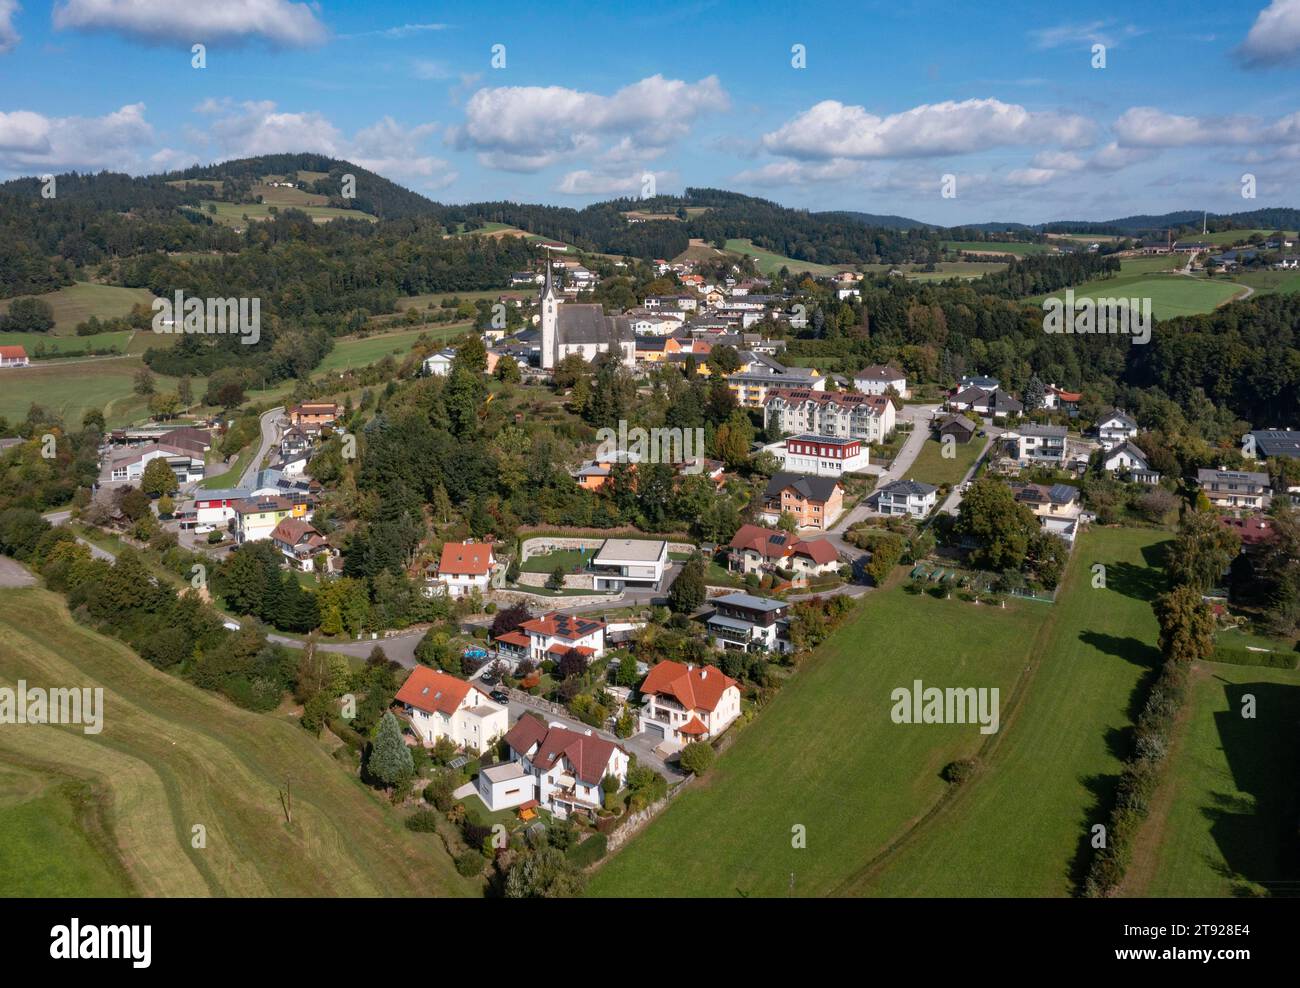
1248 429 1300 460
937 414 977 443
760 471 844 530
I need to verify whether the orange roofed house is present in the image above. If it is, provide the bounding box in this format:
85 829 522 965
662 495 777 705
395 666 508 753
485 716 629 818
727 523 841 580
428 542 495 598
638 660 741 747
518 611 607 664
0 345 30 368
288 402 338 434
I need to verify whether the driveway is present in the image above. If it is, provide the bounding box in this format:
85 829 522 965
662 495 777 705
506 693 683 780
237 406 286 489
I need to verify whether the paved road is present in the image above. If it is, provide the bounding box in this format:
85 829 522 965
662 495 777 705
42 509 116 562
936 436 995 516
0 555 36 588
237 406 286 489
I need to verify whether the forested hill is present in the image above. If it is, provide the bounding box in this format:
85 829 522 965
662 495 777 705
1040 206 1300 237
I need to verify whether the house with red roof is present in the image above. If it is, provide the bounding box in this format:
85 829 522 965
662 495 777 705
726 524 841 580
493 716 629 818
270 517 334 572
429 541 495 598
0 345 30 368
518 611 606 663
395 666 508 753
638 660 741 747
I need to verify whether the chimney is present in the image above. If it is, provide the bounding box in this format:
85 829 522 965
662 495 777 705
700 668 708 679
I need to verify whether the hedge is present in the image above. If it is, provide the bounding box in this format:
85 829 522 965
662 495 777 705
565 833 607 868
1209 643 1299 670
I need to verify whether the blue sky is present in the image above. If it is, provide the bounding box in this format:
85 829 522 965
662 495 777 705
2 0 1300 223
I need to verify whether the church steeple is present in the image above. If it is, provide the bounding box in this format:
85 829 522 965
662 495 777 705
539 247 558 370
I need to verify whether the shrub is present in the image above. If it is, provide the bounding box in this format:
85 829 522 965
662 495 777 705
941 758 978 786
678 740 715 776
455 850 485 877
1209 643 1299 669
405 809 440 833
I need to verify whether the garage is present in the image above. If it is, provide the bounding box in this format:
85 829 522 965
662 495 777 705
643 722 665 741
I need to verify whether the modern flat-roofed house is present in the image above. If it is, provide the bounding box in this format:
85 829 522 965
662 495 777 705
760 472 844 530
590 538 668 591
638 660 741 746
430 542 495 598
498 716 629 819
395 667 508 754
1197 468 1272 512
189 488 250 528
519 611 607 663
1096 409 1138 448
288 401 338 434
873 478 939 518
106 442 205 483
706 592 790 653
1101 441 1160 484
1012 424 1068 466
0 345 30 368
1247 429 1300 460
772 434 869 477
853 364 908 398
1010 482 1082 543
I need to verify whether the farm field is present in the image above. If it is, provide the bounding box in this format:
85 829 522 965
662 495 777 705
857 527 1169 896
905 436 985 488
1224 268 1300 297
587 579 1049 897
1128 661 1300 897
314 324 468 374
197 199 376 227
1118 255 1185 274
0 282 155 334
0 588 474 897
1173 228 1296 246
673 238 730 265
724 238 845 277
0 356 192 428
1031 273 1244 319
943 240 1053 257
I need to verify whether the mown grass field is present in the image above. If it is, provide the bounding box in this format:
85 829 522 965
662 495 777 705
1031 273 1244 319
0 588 475 897
858 527 1169 896
1227 268 1300 297
1129 661 1300 897
198 199 376 227
943 240 1053 257
0 282 155 335
1174 229 1297 246
0 356 190 428
724 238 844 277
587 581 1049 897
905 436 985 488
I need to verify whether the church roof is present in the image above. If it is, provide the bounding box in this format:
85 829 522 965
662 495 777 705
556 304 634 344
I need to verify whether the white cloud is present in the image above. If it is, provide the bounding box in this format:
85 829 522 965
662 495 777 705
450 74 729 172
554 169 671 197
195 101 456 189
0 103 152 172
52 0 327 47
1029 150 1085 171
1112 106 1300 147
0 0 20 54
730 158 866 187
340 22 446 40
1237 0 1300 67
412 58 452 81
1029 20 1143 50
761 98 1096 160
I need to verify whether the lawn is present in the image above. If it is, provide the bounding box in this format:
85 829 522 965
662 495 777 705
857 527 1170 896
723 239 844 277
520 549 591 574
0 588 475 897
0 282 155 334
587 579 1048 897
1031 273 1244 319
943 240 1053 257
0 329 132 356
905 436 986 488
0 355 189 428
315 325 467 374
1129 662 1300 897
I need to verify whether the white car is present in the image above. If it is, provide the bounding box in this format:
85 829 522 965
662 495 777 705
194 524 214 534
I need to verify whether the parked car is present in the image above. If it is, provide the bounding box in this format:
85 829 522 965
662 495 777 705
490 689 510 705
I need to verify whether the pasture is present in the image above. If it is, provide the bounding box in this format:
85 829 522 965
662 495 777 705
1031 273 1244 319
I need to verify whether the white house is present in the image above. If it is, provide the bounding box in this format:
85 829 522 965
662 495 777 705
768 434 869 477
269 518 332 572
853 364 908 398
764 391 895 444
590 539 668 591
430 542 494 598
395 667 509 753
187 489 250 528
705 593 790 653
518 611 607 663
498 717 629 819
0 345 30 368
1197 468 1272 512
1101 441 1160 484
422 349 456 377
1096 409 1138 448
873 479 938 518
638 660 741 747
106 443 205 484
1012 424 1068 466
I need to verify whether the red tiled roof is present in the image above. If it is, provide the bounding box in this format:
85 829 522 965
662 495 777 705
678 716 709 736
270 518 321 545
438 542 493 576
495 631 530 648
791 538 838 565
0 345 28 360
519 611 605 642
504 720 622 787
395 667 477 716
639 660 737 713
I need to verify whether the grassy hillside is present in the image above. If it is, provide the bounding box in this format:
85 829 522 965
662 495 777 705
0 282 155 334
724 238 845 277
0 588 474 897
1031 272 1244 319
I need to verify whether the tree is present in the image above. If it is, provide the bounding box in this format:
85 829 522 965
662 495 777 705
1166 510 1239 592
157 494 175 518
1153 585 1216 665
546 565 566 591
1022 375 1046 413
0 297 55 333
366 711 414 787
149 391 181 421
177 376 194 407
495 354 521 383
679 740 715 776
866 535 903 585
955 477 1038 571
133 366 156 396
668 554 706 613
491 601 531 639
140 457 179 497
504 844 585 898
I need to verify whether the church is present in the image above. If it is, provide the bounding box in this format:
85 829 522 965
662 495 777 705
537 261 635 370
